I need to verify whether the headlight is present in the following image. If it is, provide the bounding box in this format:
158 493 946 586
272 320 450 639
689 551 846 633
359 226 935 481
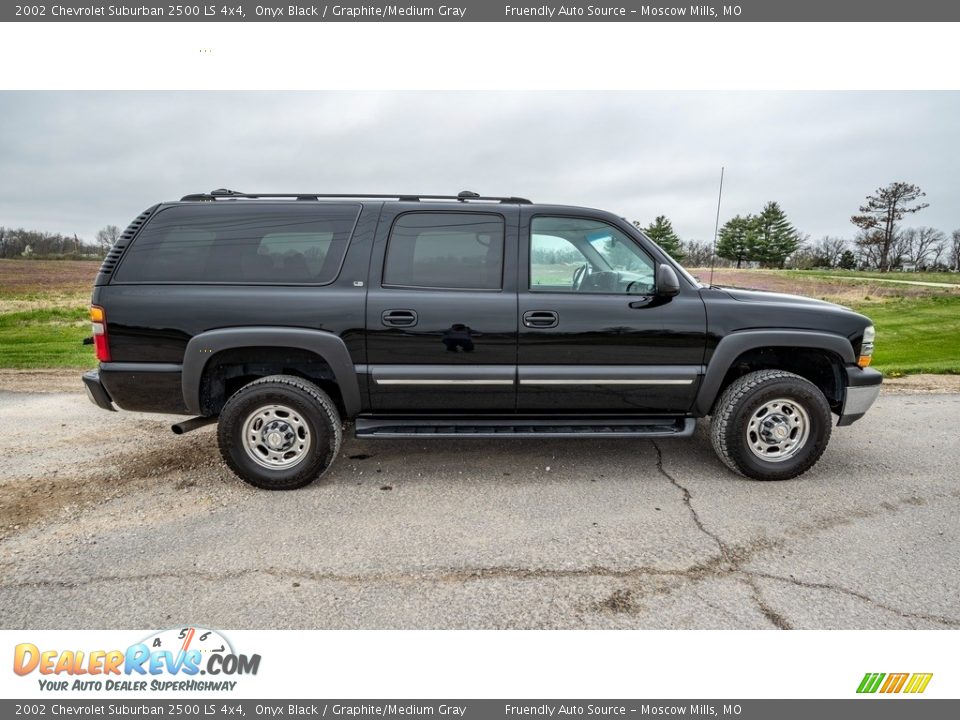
858 325 875 368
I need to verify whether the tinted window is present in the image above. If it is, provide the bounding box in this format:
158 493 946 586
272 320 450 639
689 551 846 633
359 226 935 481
383 212 504 290
530 216 655 295
530 233 589 289
114 203 359 283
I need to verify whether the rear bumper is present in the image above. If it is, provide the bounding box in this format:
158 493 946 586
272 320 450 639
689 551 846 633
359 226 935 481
82 370 115 411
837 366 882 426
97 362 189 414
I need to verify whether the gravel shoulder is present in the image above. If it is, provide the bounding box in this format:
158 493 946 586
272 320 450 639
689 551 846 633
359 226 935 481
0 372 958 630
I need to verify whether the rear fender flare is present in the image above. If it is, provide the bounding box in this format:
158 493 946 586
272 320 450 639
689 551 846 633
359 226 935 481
182 327 361 417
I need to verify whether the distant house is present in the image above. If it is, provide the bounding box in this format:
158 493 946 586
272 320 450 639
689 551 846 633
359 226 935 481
898 262 917 272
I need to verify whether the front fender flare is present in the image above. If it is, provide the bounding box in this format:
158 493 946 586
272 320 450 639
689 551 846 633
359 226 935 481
694 329 855 416
182 327 361 417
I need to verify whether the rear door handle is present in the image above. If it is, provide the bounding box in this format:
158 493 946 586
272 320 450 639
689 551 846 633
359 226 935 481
381 309 418 327
523 310 559 328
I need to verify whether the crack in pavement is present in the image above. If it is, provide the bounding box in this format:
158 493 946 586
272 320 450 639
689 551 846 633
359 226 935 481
0 563 722 593
745 570 960 628
2 441 956 629
649 440 960 629
3 560 958 629
651 441 728 559
652 439 790 629
740 576 793 630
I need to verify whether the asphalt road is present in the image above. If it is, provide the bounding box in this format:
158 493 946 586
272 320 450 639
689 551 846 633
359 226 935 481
1 386 958 629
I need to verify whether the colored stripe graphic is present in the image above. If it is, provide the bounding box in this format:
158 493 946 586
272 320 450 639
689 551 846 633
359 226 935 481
904 673 934 694
880 673 909 693
857 672 933 694
857 673 885 693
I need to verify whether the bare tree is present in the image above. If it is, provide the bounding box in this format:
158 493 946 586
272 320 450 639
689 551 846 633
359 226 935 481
95 225 121 255
680 240 715 267
951 230 960 272
788 245 819 270
854 229 885 269
929 237 947 269
851 182 929 272
898 228 917 267
812 236 847 267
900 227 946 269
892 229 914 267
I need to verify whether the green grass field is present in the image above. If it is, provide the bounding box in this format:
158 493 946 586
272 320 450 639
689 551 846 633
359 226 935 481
1 259 958 375
0 306 93 369
0 259 97 369
848 295 960 375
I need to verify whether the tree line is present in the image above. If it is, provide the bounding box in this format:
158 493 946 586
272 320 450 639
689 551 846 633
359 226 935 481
5 181 958 272
637 181 960 272
0 224 121 260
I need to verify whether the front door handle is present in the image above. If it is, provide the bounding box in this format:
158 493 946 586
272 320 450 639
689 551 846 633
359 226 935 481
523 310 559 329
382 309 418 327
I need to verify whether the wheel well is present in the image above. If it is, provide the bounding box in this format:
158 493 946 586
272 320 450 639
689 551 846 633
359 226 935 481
712 346 845 414
199 347 345 417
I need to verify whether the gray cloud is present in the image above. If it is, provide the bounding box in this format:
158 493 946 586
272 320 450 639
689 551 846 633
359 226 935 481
1 91 957 243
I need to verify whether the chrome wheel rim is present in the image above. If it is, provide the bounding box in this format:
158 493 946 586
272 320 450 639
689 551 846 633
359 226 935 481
746 398 810 463
241 404 311 470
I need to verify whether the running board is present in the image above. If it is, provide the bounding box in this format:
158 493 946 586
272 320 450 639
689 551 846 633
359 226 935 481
354 416 695 439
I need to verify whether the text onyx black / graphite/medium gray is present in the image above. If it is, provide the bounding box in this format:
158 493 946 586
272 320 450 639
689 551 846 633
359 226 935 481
7 1 960 23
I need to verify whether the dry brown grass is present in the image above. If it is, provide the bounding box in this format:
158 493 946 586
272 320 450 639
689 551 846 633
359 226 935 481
0 258 98 294
690 268 959 304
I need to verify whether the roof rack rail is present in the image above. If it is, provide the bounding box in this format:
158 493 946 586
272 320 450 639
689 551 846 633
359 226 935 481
179 189 532 204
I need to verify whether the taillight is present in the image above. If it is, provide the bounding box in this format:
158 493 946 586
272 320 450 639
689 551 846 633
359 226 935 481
90 305 111 362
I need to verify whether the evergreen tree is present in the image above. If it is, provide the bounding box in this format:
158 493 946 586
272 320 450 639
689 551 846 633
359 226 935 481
637 215 685 261
716 215 755 268
838 250 857 270
750 201 801 268
851 181 928 272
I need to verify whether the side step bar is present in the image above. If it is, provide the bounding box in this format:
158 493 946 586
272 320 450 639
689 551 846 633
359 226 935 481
355 416 696 439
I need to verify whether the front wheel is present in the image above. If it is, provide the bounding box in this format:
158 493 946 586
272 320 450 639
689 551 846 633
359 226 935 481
217 375 342 490
710 369 832 481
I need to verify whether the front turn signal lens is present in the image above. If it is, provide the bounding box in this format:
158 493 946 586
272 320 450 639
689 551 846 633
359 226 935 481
857 325 875 368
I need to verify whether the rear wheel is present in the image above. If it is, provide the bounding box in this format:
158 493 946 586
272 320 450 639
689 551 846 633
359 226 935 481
217 375 341 490
710 369 832 481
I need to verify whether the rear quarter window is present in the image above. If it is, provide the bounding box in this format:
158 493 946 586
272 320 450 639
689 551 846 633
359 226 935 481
113 203 360 284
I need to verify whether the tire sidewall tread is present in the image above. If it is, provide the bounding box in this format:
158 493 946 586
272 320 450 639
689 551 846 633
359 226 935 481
217 374 342 490
710 369 832 481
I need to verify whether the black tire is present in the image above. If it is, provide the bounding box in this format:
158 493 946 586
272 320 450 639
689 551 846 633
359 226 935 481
217 375 342 490
710 369 832 481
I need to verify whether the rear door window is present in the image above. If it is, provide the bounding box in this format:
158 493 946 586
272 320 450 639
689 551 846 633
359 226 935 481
113 203 360 284
383 212 505 290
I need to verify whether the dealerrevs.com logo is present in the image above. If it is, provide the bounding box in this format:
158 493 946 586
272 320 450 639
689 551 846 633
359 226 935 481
857 672 933 694
13 627 261 692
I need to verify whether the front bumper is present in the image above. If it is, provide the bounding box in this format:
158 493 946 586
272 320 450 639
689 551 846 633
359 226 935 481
837 366 882 426
82 370 115 411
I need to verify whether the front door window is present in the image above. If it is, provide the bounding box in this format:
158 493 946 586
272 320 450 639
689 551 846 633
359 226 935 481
529 216 655 295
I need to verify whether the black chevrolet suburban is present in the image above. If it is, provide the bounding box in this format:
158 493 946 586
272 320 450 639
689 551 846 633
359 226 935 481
83 189 882 489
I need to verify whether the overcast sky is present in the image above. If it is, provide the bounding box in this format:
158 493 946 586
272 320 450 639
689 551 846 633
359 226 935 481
1 91 956 244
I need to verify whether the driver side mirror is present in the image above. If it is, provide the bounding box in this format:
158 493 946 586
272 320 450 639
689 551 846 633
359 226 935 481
657 263 681 297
